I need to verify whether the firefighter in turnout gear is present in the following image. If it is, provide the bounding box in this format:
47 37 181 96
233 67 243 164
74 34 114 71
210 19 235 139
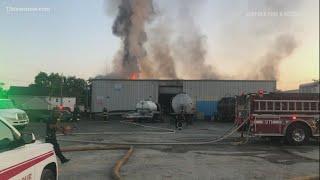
72 105 80 130
72 105 80 123
175 107 185 130
45 109 70 164
102 107 109 122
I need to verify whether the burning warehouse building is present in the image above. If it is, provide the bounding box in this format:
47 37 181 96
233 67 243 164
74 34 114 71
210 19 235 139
90 0 294 119
90 79 276 119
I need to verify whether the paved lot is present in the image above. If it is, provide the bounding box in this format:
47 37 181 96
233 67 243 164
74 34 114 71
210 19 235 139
24 117 319 180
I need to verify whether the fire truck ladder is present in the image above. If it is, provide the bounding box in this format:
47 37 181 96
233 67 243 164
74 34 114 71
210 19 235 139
254 100 319 113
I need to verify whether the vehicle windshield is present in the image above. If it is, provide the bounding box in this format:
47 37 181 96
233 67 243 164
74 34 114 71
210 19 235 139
0 120 21 152
0 100 15 109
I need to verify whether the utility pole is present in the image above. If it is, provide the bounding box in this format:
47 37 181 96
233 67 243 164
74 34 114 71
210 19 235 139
85 80 88 109
60 75 63 107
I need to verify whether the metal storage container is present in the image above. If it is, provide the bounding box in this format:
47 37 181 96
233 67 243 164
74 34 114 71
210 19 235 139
196 101 218 120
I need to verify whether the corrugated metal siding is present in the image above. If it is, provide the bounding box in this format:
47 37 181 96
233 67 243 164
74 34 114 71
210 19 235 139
299 82 320 93
92 80 159 112
91 80 276 112
184 80 276 101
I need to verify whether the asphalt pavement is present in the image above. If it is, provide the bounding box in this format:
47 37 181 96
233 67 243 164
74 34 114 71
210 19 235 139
24 117 319 180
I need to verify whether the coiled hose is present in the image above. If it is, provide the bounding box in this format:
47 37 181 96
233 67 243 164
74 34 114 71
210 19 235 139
61 145 134 180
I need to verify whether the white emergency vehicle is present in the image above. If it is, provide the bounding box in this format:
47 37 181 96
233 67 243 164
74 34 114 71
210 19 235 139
0 99 29 130
0 116 58 180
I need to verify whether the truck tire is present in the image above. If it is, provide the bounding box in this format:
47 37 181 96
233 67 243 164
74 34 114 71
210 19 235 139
40 169 55 180
286 123 310 145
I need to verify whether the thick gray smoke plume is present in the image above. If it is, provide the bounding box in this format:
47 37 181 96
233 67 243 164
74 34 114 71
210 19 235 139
247 0 301 80
103 0 218 80
150 30 177 79
140 17 178 79
252 34 297 80
104 0 154 78
173 3 220 79
100 0 302 81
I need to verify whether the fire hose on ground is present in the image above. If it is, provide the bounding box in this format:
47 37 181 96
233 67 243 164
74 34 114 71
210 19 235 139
58 118 249 145
61 145 133 180
57 118 249 179
61 120 176 136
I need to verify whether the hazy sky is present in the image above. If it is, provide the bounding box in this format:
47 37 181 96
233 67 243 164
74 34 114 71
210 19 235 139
0 0 318 90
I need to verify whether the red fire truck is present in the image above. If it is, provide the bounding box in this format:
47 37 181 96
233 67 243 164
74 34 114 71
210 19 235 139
235 91 319 145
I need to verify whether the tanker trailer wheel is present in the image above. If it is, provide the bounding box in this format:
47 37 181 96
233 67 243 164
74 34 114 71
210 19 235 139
286 123 311 145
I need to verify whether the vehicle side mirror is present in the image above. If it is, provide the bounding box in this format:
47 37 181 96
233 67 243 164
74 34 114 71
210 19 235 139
21 133 36 144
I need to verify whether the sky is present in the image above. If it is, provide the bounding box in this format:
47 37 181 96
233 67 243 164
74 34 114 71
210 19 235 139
0 0 319 90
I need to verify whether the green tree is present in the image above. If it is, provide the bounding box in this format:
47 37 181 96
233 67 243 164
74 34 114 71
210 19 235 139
34 71 51 87
30 72 64 96
48 73 64 96
63 76 86 104
0 82 8 98
30 72 86 105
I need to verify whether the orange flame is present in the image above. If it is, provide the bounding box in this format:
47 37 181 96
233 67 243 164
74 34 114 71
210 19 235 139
129 74 139 80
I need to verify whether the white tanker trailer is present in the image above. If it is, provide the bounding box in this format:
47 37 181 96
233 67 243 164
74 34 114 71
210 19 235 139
126 100 163 122
171 93 195 128
171 93 193 114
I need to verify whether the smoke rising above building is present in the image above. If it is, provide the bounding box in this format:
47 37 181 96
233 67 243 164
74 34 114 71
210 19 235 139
102 0 219 80
246 0 301 80
98 0 306 82
104 0 154 79
252 34 297 80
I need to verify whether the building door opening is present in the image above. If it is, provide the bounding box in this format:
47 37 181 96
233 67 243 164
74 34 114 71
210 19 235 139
158 86 183 114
